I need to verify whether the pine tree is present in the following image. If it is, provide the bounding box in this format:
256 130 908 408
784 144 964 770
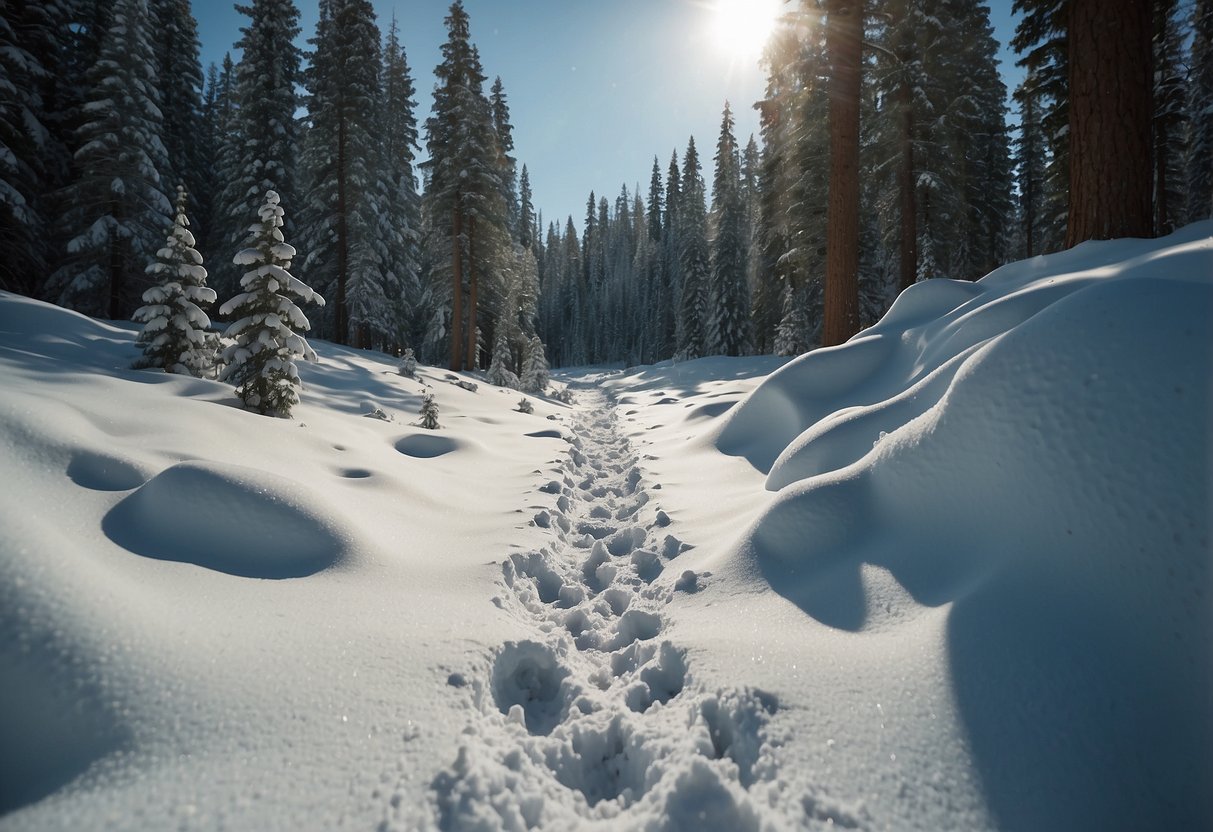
707 102 750 356
422 1 506 371
49 0 172 319
774 282 811 356
150 0 204 219
419 392 440 429
213 0 302 301
487 323 519 388
1014 73 1049 256
1188 0 1213 221
521 334 549 393
219 190 325 417
1152 0 1188 235
399 347 417 377
300 0 384 347
0 0 71 296
133 186 217 376
379 15 423 349
677 137 709 359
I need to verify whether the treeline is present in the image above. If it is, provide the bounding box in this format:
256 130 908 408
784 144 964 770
2 0 1211 372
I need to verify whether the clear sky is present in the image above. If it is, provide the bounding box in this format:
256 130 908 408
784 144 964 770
194 0 1023 235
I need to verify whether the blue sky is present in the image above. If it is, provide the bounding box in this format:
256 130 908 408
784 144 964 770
195 1 1023 235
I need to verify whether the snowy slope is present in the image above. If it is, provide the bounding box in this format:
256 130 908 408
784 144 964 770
1 223 1210 831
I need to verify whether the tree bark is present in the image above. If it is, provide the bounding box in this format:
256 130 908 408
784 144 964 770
823 0 862 347
1066 0 1153 247
466 215 479 371
450 205 464 371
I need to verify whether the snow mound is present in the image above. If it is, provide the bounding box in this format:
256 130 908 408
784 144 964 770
394 432 461 458
725 224 1213 828
103 461 350 578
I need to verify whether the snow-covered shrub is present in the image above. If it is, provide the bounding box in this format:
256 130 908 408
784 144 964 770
516 397 533 414
132 186 217 376
521 335 550 394
399 347 417 378
219 190 325 418
420 392 440 429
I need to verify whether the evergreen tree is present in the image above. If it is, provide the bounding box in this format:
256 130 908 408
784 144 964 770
419 392 440 429
399 347 417 377
707 102 750 356
0 0 71 296
487 323 519 388
379 15 423 349
773 282 811 356
133 186 217 376
1188 0 1213 221
1014 73 1049 257
49 0 172 318
300 0 384 347
150 0 204 218
1152 0 1188 235
521 333 549 393
213 0 302 301
677 138 709 358
422 1 506 371
219 190 324 418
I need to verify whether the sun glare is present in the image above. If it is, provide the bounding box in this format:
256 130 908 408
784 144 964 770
712 0 782 59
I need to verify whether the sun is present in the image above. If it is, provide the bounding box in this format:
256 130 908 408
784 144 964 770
711 0 782 59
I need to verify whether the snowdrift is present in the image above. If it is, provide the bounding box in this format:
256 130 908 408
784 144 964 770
716 223 1213 828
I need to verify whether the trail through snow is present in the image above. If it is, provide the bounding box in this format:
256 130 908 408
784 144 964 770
398 383 812 831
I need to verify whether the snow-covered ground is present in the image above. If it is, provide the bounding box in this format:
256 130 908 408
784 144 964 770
1 224 1210 830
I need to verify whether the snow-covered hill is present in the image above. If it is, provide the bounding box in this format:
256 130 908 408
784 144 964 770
1 223 1209 830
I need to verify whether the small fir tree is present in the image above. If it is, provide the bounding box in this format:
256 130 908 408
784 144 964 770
774 283 811 357
487 325 519 388
516 397 533 414
419 392 440 429
219 190 325 417
132 186 217 376
521 334 550 394
399 347 417 378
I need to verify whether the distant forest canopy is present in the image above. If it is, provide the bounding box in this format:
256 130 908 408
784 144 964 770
2 0 1210 371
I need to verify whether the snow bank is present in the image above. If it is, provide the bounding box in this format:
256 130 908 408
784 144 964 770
716 223 1212 828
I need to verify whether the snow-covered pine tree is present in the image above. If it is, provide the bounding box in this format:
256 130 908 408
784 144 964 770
379 16 423 350
301 0 384 347
677 137 709 359
490 76 519 238
1188 0 1213 222
521 334 549 394
516 397 533 414
0 0 75 297
707 102 750 356
774 282 811 357
49 0 173 319
419 392 440 429
212 0 302 302
661 151 682 359
422 1 507 372
150 0 204 225
1153 0 1188 235
219 190 325 417
133 186 217 376
1013 73 1049 257
398 347 417 377
486 323 519 388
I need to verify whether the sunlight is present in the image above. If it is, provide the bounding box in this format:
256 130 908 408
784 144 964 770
711 0 782 59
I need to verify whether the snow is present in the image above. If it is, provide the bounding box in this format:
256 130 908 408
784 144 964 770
1 224 1211 830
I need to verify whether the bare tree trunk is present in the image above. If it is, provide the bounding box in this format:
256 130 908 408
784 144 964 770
450 205 464 371
466 215 478 371
1066 0 1153 247
823 0 862 347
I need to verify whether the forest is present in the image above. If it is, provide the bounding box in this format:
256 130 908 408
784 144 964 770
2 0 1210 379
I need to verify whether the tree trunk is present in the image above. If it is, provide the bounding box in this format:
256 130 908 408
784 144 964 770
897 73 917 294
823 0 862 347
336 118 349 345
450 205 464 371
1066 0 1153 247
466 215 479 370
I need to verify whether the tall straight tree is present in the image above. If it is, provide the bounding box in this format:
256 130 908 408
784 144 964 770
213 0 302 300
422 1 504 371
49 0 172 318
822 0 861 346
1066 0 1153 245
1187 0 1213 222
677 136 709 359
301 0 383 347
379 15 423 348
707 102 750 356
151 0 203 217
